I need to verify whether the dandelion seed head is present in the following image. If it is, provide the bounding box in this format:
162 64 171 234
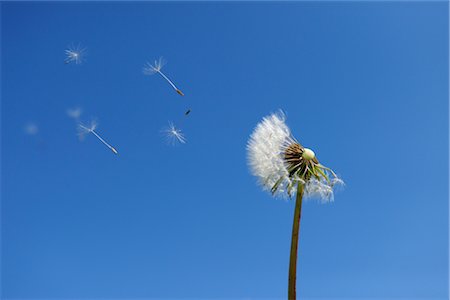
162 122 186 145
247 110 343 201
77 119 98 140
247 111 295 198
65 44 86 64
143 57 166 75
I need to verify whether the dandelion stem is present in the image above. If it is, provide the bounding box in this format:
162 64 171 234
288 183 303 300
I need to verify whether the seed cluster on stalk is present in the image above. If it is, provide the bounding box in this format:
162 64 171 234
247 111 343 202
247 111 344 300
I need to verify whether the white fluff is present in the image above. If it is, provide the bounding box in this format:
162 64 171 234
162 121 187 145
67 107 82 121
247 111 294 198
143 57 166 75
64 44 86 65
247 111 343 201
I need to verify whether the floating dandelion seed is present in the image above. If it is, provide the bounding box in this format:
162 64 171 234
78 120 118 155
64 44 86 64
247 110 343 300
77 119 97 140
162 121 186 145
143 57 184 96
67 107 82 121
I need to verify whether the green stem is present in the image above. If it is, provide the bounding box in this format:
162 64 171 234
288 183 304 300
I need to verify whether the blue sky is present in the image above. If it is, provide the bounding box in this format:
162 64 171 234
1 2 448 299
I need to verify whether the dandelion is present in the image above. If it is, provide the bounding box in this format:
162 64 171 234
64 44 86 64
67 107 82 121
78 120 118 155
162 121 186 145
247 110 343 300
143 57 184 96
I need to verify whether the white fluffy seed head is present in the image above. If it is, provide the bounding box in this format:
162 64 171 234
247 111 295 198
77 119 98 140
143 57 166 75
247 111 343 202
162 121 187 145
65 44 86 64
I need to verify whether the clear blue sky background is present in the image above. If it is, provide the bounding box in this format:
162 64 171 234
1 2 448 299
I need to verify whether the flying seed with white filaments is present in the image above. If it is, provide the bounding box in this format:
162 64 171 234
162 121 187 145
143 57 184 96
78 120 118 155
65 44 86 64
